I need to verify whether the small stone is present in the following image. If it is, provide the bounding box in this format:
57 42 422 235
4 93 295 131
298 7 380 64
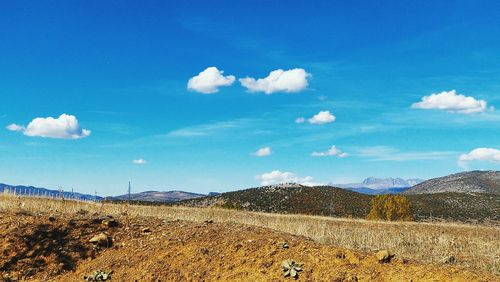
89 233 112 247
48 215 56 222
142 227 151 233
376 250 395 263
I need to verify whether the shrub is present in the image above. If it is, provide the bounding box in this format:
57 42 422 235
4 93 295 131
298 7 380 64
367 195 413 221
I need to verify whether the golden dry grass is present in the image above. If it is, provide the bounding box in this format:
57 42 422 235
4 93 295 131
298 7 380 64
1 192 499 275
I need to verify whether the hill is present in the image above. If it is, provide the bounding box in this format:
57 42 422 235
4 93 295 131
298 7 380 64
0 183 100 201
180 185 373 218
405 170 500 194
179 184 499 223
109 190 205 203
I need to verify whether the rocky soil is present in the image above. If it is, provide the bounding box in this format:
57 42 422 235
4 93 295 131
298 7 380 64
0 211 497 281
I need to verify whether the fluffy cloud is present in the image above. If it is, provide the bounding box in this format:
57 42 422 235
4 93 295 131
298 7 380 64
133 158 148 165
411 90 492 114
252 146 272 157
6 124 24 132
255 170 321 186
7 114 91 139
187 67 235 94
308 111 336 124
311 145 348 157
239 68 310 94
458 148 500 167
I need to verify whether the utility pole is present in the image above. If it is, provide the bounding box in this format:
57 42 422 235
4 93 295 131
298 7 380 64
128 181 131 204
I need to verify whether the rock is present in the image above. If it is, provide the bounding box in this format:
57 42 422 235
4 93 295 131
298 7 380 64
92 215 113 224
142 227 151 233
48 215 56 222
376 250 395 263
335 251 346 259
89 233 112 247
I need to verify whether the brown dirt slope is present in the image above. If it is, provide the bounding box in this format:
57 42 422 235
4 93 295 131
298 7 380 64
0 211 497 282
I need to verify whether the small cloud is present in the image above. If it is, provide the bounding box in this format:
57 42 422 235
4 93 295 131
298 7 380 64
411 90 492 114
458 148 500 168
166 120 241 138
308 110 336 124
6 123 24 132
239 68 311 94
132 158 147 165
318 95 328 101
252 146 272 157
311 145 348 157
255 170 321 186
187 66 235 94
354 146 457 161
7 114 91 139
295 117 305 123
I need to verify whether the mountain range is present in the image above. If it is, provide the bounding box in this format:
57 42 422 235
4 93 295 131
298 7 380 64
0 183 101 201
335 177 424 194
109 190 207 203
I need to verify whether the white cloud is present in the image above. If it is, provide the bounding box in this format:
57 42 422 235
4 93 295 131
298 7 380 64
354 146 457 161
458 148 500 168
411 90 492 114
239 68 311 94
308 110 336 124
311 145 348 157
252 146 272 157
6 123 24 132
187 66 235 94
132 158 148 165
255 170 321 186
7 114 91 139
295 117 305 123
166 120 242 137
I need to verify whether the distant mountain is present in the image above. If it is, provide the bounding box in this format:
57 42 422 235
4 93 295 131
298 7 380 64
110 190 206 203
0 183 100 201
405 171 500 194
335 177 424 190
345 187 411 195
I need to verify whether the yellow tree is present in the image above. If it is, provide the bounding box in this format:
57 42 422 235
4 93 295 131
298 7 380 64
367 195 413 221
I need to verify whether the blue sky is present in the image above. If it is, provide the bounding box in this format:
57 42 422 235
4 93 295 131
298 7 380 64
1 1 499 196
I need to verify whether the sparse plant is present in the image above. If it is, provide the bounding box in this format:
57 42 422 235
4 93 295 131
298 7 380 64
84 269 113 281
280 242 289 249
282 259 303 279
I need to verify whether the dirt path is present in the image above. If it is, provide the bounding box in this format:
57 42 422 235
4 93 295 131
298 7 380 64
0 211 497 281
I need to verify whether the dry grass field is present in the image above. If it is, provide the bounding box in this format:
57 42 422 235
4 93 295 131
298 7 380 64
1 192 499 276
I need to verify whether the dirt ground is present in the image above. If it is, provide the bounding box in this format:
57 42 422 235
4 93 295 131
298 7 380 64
0 210 497 282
